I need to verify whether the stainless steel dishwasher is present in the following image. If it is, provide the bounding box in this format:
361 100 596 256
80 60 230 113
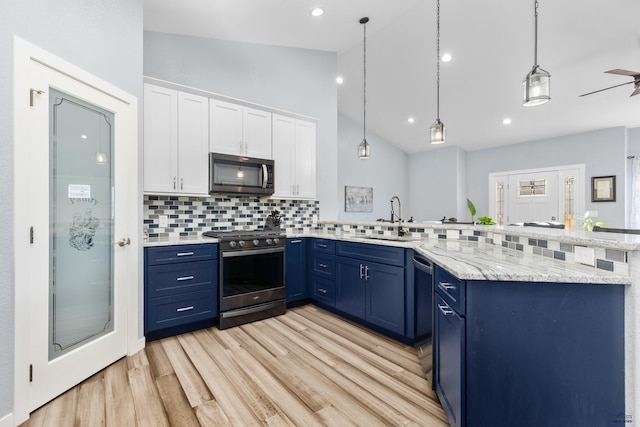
413 253 433 340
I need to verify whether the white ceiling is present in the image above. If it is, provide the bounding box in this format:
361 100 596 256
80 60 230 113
144 0 640 154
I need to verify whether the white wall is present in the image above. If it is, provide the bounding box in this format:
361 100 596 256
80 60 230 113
1 0 143 420
337 114 409 222
409 145 469 222
143 31 339 220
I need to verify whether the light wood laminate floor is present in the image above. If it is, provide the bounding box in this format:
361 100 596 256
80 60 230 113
21 305 447 426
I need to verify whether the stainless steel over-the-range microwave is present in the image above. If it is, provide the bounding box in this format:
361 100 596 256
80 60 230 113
209 153 274 196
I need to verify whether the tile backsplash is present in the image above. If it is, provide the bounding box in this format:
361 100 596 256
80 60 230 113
144 195 319 238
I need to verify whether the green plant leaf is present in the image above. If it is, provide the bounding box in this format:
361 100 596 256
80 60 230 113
466 199 477 216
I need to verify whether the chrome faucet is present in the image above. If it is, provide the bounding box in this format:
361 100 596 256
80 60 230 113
390 196 407 236
390 196 402 223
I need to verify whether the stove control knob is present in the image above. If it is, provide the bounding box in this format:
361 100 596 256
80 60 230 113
266 238 273 245
238 240 246 248
273 238 280 245
253 239 260 247
229 241 237 248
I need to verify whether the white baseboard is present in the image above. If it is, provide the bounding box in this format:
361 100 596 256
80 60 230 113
128 337 145 356
0 412 14 427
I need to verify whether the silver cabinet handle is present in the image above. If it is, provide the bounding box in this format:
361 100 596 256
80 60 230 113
359 264 364 279
439 282 456 291
291 239 302 244
173 176 177 190
318 288 327 294
318 243 327 248
364 265 370 281
176 306 194 312
176 276 194 281
319 263 327 268
117 238 130 247
176 252 194 257
180 177 184 190
438 304 454 315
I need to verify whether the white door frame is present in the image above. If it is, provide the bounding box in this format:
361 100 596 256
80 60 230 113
488 164 585 226
13 36 143 425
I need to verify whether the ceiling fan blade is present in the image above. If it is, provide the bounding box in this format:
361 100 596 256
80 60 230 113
605 69 640 77
579 81 634 97
631 87 640 97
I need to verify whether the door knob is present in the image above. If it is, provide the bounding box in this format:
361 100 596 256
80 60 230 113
117 237 131 247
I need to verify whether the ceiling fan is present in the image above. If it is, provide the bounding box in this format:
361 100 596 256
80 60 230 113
579 69 640 97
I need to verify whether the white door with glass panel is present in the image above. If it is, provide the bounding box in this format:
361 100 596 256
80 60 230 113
25 60 134 411
507 171 559 223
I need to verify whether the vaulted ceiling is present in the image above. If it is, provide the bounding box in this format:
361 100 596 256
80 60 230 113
144 0 640 154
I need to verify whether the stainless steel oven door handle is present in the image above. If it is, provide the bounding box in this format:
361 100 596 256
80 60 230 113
262 164 268 189
222 247 285 258
221 300 284 318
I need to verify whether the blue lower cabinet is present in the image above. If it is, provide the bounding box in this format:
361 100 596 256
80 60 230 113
433 263 626 427
144 244 218 338
336 257 366 319
366 262 405 335
336 246 406 334
286 238 307 302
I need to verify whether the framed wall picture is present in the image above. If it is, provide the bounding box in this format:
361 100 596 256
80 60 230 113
591 175 616 202
345 186 373 212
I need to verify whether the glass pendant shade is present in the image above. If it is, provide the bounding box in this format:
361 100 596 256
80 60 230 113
430 119 445 144
523 65 550 107
358 138 370 159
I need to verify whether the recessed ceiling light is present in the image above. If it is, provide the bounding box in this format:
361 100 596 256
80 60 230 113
502 118 512 125
407 117 415 124
310 8 324 17
441 53 452 63
336 76 344 84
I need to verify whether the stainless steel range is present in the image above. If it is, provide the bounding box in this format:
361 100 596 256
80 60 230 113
203 230 286 329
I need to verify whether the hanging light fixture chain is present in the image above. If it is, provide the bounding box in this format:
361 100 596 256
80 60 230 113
436 0 441 120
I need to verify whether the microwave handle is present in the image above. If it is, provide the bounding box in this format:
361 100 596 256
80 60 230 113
262 164 268 189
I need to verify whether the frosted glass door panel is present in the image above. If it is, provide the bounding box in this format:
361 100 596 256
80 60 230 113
49 89 114 360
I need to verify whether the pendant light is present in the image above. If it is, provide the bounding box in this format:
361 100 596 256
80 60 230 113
429 0 445 144
358 17 371 159
523 0 550 106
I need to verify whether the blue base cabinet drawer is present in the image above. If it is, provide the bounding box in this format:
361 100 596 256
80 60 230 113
146 290 216 332
146 244 217 265
147 260 216 298
312 239 335 254
312 276 335 306
312 253 335 279
435 266 465 315
337 241 404 267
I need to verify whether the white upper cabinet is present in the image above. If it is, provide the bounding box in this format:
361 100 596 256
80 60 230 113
272 114 316 199
143 83 209 195
210 99 272 159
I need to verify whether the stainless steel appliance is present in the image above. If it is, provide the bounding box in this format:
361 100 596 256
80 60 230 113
203 230 286 329
209 153 274 196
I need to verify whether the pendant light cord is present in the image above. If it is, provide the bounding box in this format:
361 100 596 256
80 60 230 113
362 19 367 141
436 0 440 120
533 0 539 67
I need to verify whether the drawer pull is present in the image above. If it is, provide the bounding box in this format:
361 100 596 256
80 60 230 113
359 264 365 279
176 306 194 312
176 252 195 257
439 282 457 291
364 265 370 281
318 244 327 248
318 288 327 294
318 263 327 268
290 239 302 244
176 276 194 281
438 304 454 315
